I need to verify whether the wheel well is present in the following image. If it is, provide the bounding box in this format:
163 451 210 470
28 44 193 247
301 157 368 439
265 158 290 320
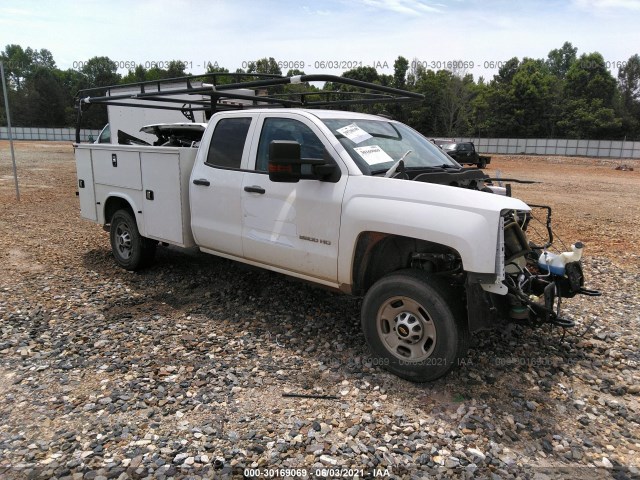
352 232 462 295
104 197 134 225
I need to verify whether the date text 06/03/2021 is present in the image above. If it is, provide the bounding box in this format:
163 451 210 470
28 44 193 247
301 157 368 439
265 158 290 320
241 467 392 477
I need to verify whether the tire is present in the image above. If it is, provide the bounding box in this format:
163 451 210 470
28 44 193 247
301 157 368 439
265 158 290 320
478 158 487 169
361 269 469 382
109 209 156 271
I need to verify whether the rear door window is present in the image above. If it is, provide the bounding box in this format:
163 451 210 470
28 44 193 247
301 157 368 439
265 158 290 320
205 117 252 169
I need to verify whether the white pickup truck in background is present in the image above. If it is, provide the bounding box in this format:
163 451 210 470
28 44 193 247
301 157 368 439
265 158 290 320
74 74 600 382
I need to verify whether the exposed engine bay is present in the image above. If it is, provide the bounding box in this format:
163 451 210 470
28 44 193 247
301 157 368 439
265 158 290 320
400 164 602 329
117 123 207 148
499 208 601 328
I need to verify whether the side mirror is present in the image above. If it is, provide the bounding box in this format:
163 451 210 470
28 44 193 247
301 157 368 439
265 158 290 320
268 140 342 183
268 140 302 183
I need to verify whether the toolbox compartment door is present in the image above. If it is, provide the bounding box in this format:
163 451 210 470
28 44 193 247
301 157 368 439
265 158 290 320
92 149 142 190
75 147 97 221
141 151 183 244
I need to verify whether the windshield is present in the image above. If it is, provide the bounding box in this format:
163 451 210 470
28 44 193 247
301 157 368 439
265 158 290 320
322 119 460 174
441 143 456 150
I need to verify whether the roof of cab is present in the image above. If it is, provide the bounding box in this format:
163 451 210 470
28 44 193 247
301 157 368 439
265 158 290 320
217 108 390 121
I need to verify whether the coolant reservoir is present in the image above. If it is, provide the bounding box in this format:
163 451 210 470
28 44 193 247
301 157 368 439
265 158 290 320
538 242 584 275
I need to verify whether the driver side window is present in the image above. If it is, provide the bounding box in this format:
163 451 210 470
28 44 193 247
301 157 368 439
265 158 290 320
255 118 325 173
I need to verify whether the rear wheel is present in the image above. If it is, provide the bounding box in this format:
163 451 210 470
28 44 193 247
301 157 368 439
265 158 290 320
361 270 468 382
110 209 156 270
478 158 487 169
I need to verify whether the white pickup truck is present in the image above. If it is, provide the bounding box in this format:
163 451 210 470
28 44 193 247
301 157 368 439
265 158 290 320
74 75 599 382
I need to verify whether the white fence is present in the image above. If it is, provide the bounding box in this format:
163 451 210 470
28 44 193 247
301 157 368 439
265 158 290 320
453 137 640 159
0 127 101 142
2 127 640 158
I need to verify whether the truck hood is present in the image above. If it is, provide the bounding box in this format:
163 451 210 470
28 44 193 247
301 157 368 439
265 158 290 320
339 176 530 275
346 175 530 214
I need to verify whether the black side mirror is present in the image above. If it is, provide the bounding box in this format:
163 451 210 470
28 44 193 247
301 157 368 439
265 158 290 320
268 141 302 183
268 140 342 183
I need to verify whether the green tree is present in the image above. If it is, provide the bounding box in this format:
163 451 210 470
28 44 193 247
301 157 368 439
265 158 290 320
479 60 519 137
341 65 379 83
546 41 577 78
166 60 188 78
558 52 621 137
75 57 121 128
618 54 640 106
565 52 616 105
495 57 520 85
393 56 409 89
29 47 56 71
511 58 561 136
121 65 147 84
1 44 33 88
20 66 66 126
469 78 491 137
80 56 121 87
205 64 236 85
206 63 229 74
438 70 475 136
57 68 88 125
406 67 445 135
246 57 281 75
556 98 622 138
618 54 640 134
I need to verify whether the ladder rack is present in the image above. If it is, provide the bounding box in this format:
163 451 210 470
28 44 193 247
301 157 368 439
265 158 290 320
75 73 424 142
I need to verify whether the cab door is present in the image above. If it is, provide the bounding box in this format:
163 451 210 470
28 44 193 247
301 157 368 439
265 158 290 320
241 113 347 283
190 114 255 257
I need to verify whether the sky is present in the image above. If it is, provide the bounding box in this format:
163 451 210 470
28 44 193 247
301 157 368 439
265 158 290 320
1 0 639 81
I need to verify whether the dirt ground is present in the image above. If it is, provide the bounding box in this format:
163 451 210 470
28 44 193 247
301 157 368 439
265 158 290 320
1 141 638 270
486 154 639 272
0 141 639 478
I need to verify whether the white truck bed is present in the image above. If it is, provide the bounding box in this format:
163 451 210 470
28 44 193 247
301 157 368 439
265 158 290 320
74 144 197 248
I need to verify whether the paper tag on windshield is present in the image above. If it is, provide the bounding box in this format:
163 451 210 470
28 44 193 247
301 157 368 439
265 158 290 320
337 123 372 144
354 145 394 165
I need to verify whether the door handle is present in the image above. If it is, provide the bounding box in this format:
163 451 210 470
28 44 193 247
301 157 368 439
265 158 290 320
244 186 265 194
193 178 210 186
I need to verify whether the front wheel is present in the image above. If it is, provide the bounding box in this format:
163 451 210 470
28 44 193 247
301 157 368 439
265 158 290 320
361 270 469 382
109 209 156 271
478 158 487 169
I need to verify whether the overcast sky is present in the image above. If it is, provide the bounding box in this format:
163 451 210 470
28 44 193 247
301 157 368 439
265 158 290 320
1 0 639 81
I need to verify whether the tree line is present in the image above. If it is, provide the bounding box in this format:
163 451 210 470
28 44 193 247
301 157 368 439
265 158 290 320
1 42 639 139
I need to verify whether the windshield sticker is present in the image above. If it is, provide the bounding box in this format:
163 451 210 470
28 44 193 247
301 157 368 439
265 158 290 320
337 123 372 144
354 145 394 165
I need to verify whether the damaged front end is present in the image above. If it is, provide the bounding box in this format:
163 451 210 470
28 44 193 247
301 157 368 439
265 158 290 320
407 166 601 332
470 206 601 333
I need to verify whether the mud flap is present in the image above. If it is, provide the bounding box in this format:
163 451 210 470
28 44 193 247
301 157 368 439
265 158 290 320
466 282 502 333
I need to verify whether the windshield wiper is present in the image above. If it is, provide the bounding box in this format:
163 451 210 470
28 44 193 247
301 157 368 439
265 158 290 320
371 162 459 176
384 150 412 177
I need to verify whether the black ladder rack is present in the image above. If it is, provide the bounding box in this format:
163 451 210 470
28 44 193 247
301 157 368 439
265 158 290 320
75 73 424 142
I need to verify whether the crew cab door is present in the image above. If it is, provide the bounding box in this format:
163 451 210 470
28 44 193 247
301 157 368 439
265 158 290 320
241 113 347 283
190 114 255 257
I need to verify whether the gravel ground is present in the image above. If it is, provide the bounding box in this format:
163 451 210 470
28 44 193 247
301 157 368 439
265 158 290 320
0 142 639 479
